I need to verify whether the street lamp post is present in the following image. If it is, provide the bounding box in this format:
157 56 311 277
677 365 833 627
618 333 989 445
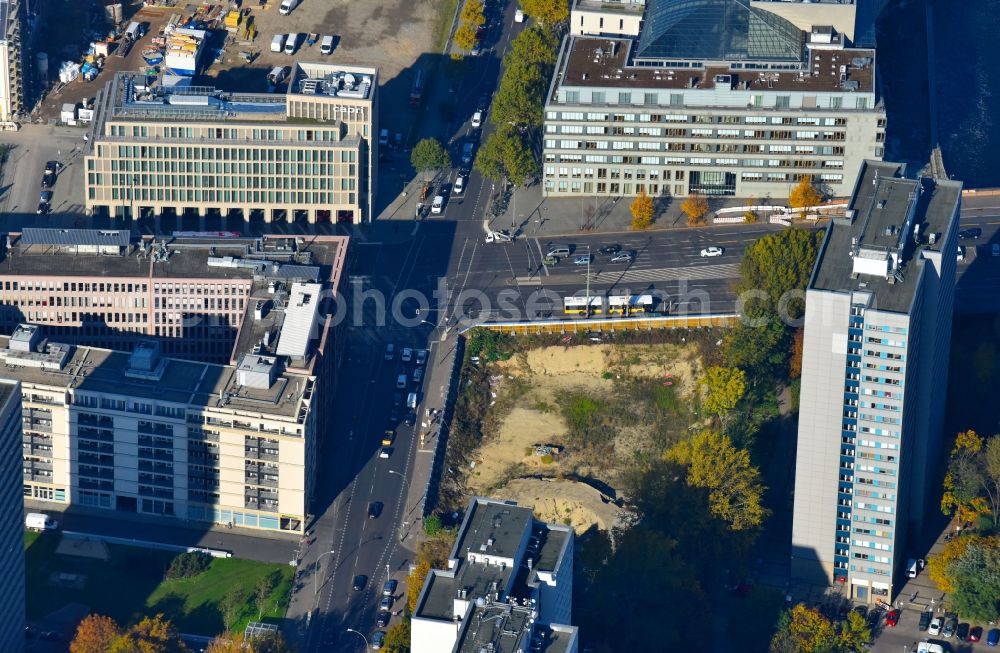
585 244 592 316
388 469 415 541
314 550 336 598
345 628 369 650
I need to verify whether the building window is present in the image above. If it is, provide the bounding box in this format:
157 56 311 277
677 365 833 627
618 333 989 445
776 96 791 109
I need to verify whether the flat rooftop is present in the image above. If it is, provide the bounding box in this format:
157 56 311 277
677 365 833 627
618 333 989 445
573 0 646 15
0 336 309 419
556 36 874 94
456 603 534 653
0 232 342 283
109 73 288 123
810 160 963 313
290 62 377 101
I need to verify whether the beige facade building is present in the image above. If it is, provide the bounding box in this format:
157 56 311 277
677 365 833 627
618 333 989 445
570 0 645 38
544 0 886 200
84 62 378 224
13 325 317 533
0 229 347 365
0 0 25 124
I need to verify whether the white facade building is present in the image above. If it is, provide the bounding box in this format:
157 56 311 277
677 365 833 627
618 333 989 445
791 161 962 603
544 0 886 200
411 498 577 653
0 0 25 124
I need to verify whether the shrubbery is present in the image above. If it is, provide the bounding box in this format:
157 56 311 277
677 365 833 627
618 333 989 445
166 551 212 580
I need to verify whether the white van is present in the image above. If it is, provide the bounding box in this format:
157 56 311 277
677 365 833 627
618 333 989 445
25 512 58 531
514 9 525 23
320 34 334 55
279 0 300 15
407 392 418 409
125 21 144 41
284 33 299 55
270 34 287 53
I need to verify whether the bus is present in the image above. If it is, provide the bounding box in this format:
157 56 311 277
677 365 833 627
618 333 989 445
563 295 603 316
606 294 656 315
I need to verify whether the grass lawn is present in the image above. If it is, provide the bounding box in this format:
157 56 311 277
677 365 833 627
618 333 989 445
25 533 292 635
432 0 460 52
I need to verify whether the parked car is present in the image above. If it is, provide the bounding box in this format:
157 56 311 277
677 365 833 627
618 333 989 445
959 228 982 239
461 142 475 165
987 627 1000 646
431 195 445 214
700 246 724 257
384 344 395 360
918 611 932 631
471 111 482 128
376 612 390 628
573 255 592 265
943 616 958 638
416 350 428 365
956 623 970 640
970 626 983 642
352 575 367 591
413 368 424 383
382 579 398 596
378 447 392 459
379 595 394 611
928 616 943 636
402 347 413 362
44 160 61 175
381 430 394 447
41 172 55 188
37 190 53 214
368 501 383 519
992 243 1000 257
453 174 465 194
372 631 385 650
404 411 416 426
885 610 899 627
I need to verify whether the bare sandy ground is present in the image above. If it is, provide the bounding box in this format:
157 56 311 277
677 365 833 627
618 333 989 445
468 342 701 533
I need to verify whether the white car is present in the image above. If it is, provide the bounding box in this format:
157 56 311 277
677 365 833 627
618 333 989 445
378 447 391 459
471 111 482 128
401 347 413 362
700 246 724 258
431 195 445 214
928 616 943 636
416 350 428 365
453 175 465 194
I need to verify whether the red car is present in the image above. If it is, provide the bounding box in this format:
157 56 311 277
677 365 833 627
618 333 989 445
885 610 900 627
969 626 983 642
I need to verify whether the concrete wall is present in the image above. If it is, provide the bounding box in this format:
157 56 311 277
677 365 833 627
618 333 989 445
791 287 850 584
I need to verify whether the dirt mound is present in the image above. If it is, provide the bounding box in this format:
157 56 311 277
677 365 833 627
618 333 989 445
491 478 625 535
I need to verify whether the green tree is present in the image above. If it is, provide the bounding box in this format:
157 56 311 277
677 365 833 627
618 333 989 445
667 431 768 531
206 632 292 653
630 189 654 230
519 0 569 26
410 138 452 181
475 124 538 186
950 536 1000 623
836 611 872 653
492 61 547 129
769 604 836 653
789 175 823 210
736 228 822 319
723 316 791 378
942 430 989 524
928 533 982 593
455 22 478 51
508 26 558 67
699 366 746 424
680 193 709 225
254 570 280 619
383 619 412 653
109 615 190 653
460 0 486 27
220 586 248 632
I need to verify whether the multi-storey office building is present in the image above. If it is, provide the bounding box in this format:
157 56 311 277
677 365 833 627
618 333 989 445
11 324 318 534
0 0 25 124
84 61 378 224
0 378 22 653
412 497 577 653
544 0 886 200
791 161 962 603
0 229 347 365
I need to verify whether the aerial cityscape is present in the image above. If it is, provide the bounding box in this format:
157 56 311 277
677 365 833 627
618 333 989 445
0 0 998 652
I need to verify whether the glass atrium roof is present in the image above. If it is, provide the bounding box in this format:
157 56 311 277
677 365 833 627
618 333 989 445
635 0 805 62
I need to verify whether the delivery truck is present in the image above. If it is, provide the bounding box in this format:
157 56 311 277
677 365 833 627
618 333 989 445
25 512 59 531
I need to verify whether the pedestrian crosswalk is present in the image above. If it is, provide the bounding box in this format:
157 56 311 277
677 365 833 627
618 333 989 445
585 262 740 284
